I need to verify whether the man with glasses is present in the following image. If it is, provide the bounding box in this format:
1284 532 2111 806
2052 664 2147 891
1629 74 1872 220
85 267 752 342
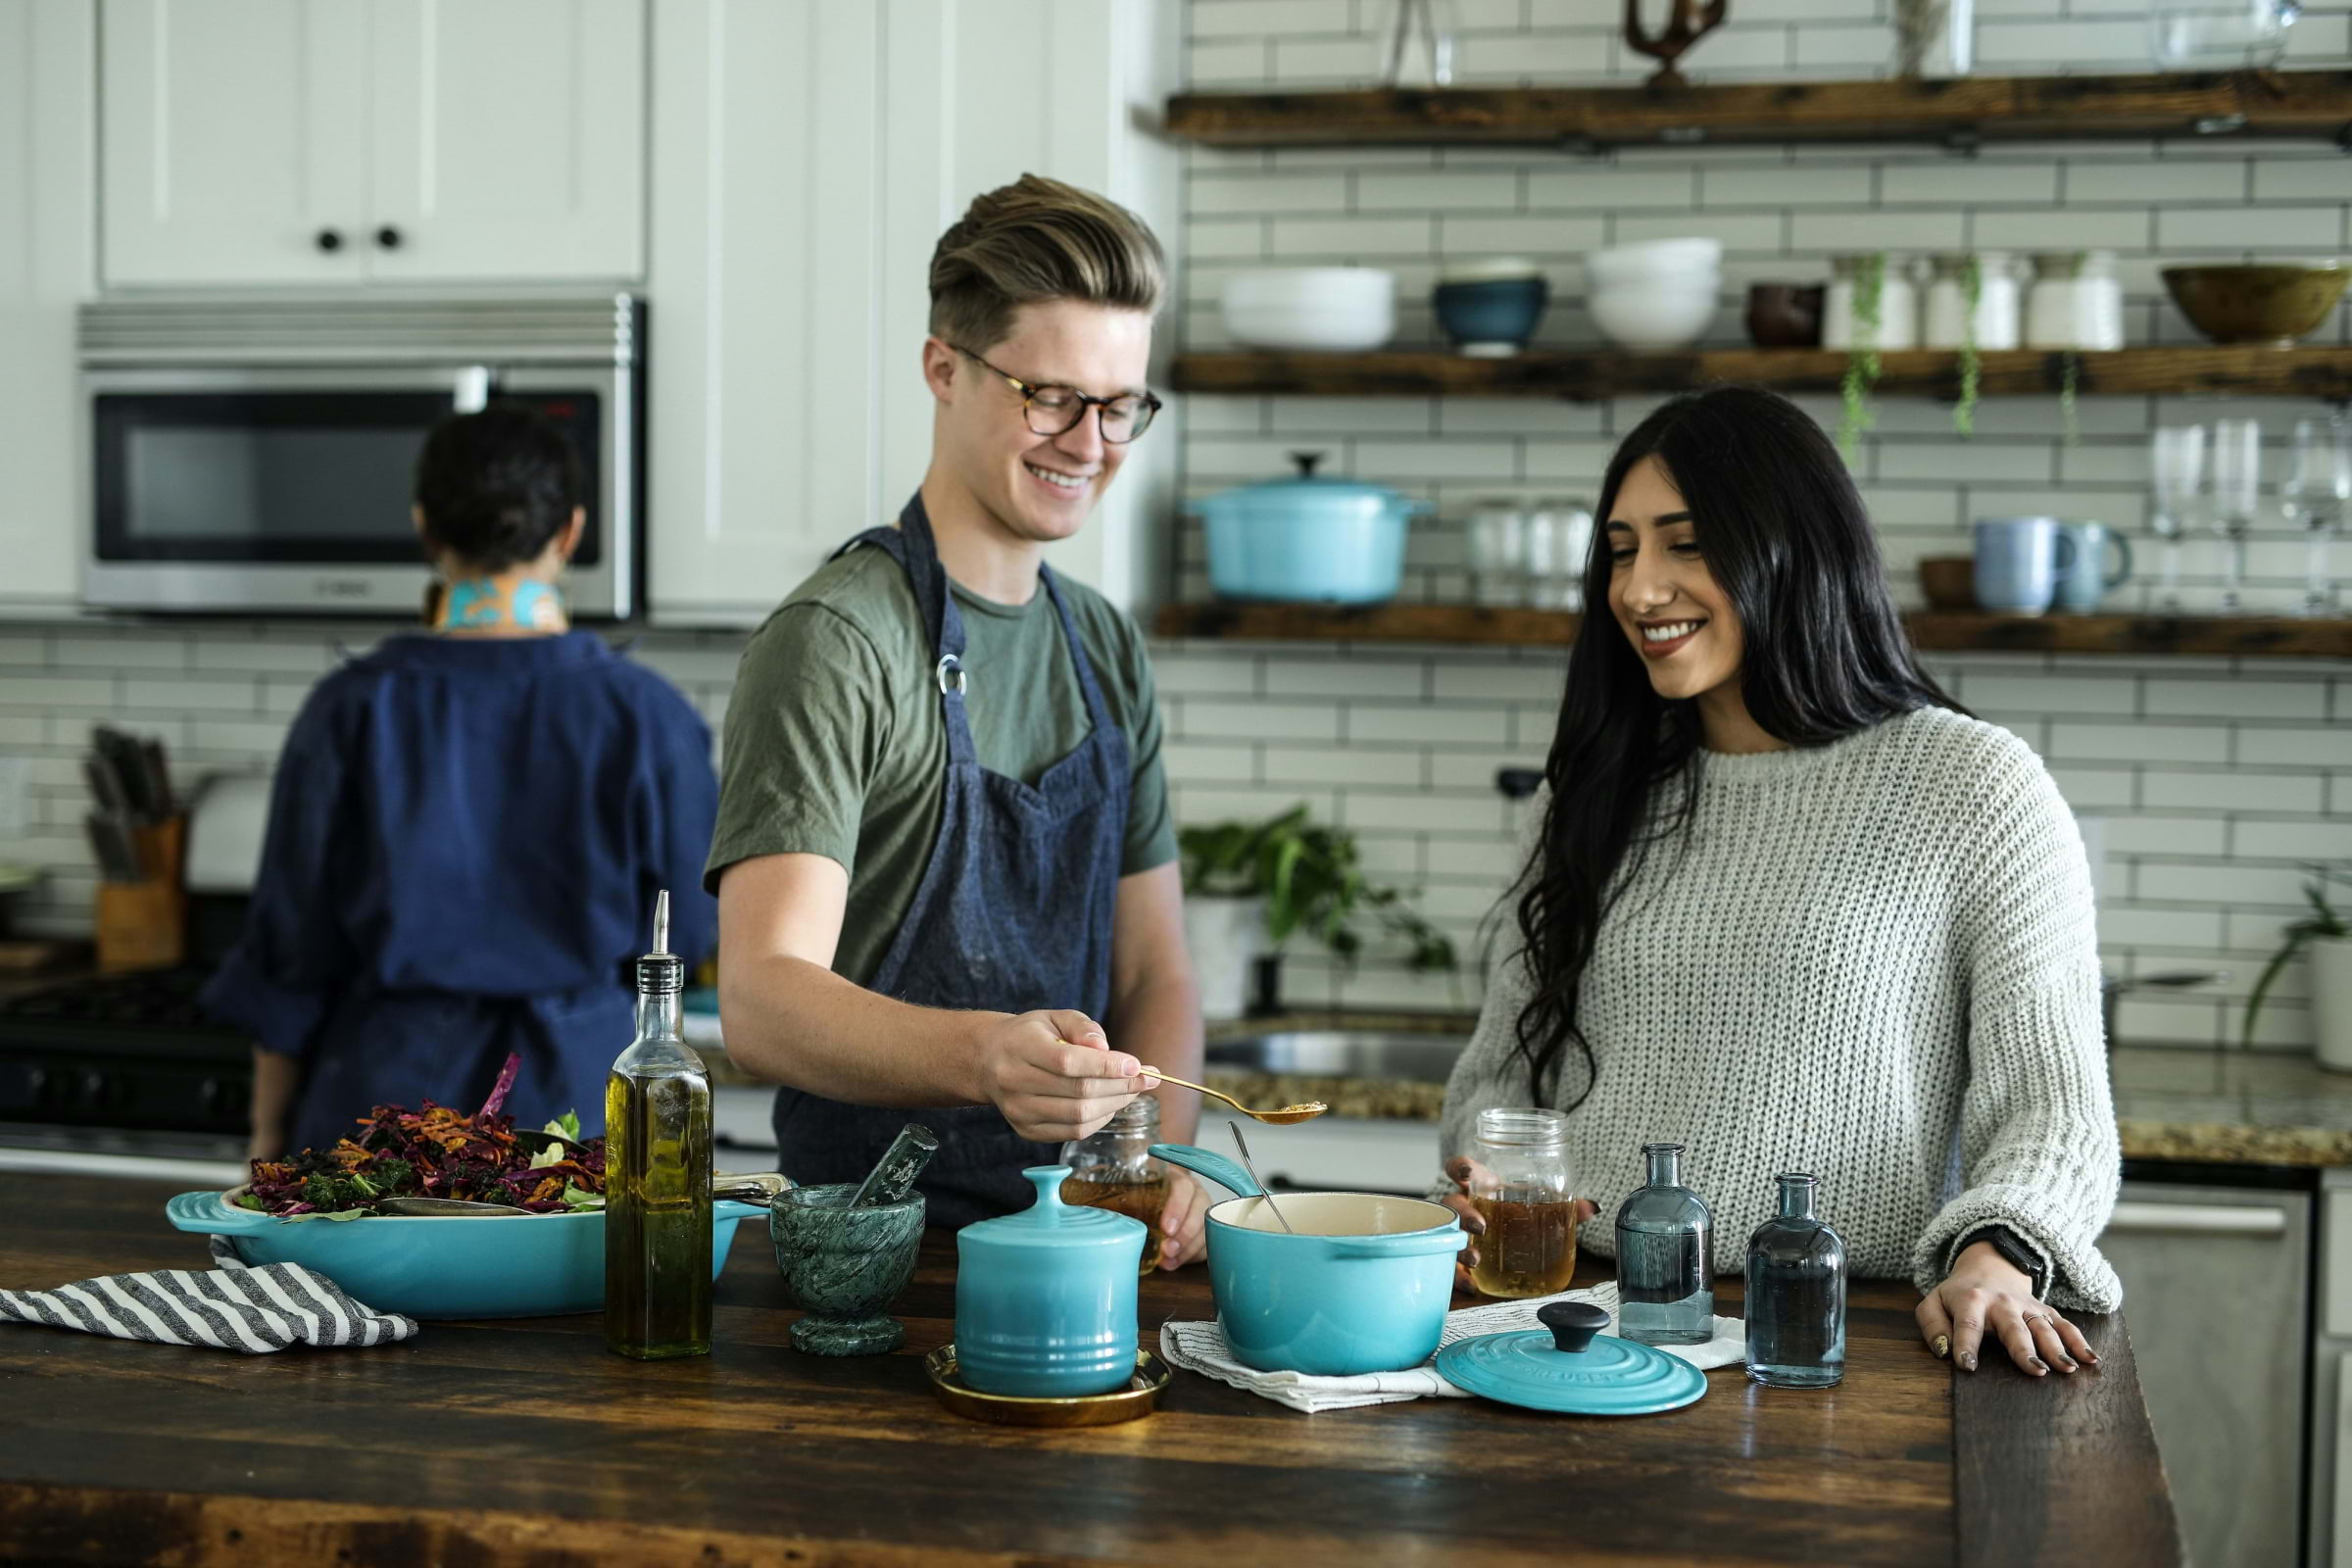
706 174 1207 1260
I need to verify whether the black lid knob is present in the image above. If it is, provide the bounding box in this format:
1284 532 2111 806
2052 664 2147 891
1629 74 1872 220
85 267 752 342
375 225 403 250
1289 451 1325 478
315 228 343 253
1538 1300 1609 1354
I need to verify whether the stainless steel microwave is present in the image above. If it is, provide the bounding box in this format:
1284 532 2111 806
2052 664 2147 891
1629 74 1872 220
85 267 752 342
78 292 642 618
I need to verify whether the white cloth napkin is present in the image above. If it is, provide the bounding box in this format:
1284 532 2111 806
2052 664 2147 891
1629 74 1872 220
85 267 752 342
0 1236 420 1354
1159 1279 1745 1413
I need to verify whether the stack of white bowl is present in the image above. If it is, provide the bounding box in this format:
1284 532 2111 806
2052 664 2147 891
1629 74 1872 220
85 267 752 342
1583 238 1723 352
1221 267 1396 352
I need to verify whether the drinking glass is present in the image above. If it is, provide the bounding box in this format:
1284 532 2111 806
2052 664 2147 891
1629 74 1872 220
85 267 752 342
2208 417 2262 613
2148 425 2204 613
2283 416 2350 617
1465 500 1528 608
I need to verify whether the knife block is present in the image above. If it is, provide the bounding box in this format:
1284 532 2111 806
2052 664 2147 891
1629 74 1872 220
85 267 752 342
96 814 188 973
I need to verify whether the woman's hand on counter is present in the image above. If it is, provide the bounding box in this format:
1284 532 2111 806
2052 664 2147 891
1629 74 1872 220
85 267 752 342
973 1009 1145 1144
1154 1171 1209 1270
1437 1155 1598 1296
1917 1241 2098 1377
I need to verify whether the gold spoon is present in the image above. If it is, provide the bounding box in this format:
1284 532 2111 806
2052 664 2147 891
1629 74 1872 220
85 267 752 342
1137 1067 1328 1125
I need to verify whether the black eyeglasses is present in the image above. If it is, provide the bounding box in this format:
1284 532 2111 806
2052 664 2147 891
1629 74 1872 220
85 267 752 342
954 346 1162 444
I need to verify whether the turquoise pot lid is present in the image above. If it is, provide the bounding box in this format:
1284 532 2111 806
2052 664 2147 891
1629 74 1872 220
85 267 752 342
1436 1301 1707 1416
957 1166 1145 1250
1195 452 1421 520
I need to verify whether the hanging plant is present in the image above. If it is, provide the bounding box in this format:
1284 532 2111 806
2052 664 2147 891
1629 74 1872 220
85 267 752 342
1952 254 1982 438
1837 251 1886 461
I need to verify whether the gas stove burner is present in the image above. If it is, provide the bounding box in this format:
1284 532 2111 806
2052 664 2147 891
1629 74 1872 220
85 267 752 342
1 967 218 1029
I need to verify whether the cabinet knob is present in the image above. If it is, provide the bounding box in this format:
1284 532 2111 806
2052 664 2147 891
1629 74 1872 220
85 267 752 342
315 228 343 253
375 225 403 251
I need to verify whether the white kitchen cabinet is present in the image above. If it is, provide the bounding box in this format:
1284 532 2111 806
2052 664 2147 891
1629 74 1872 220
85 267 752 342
100 0 643 288
0 0 95 616
645 0 1182 626
367 0 644 283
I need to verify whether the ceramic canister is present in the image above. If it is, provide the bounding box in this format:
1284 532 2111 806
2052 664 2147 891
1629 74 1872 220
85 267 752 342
954 1165 1145 1397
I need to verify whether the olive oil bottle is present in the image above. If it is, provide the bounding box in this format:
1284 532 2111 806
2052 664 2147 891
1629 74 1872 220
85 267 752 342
605 892 714 1359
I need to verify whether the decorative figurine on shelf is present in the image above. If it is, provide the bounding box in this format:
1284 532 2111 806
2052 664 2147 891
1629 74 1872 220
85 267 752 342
1624 0 1728 89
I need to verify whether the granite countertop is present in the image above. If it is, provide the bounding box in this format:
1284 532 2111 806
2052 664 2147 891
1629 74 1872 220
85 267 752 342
700 1005 2352 1169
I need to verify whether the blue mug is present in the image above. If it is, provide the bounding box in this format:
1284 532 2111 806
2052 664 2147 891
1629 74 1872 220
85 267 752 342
2055 521 2133 613
1974 517 2074 616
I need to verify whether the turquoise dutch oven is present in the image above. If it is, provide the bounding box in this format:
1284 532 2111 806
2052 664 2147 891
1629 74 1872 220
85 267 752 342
166 1189 763 1320
1151 1144 1467 1376
1194 453 1427 605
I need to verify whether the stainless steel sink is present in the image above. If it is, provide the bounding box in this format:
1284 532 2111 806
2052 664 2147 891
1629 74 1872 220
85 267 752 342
1203 1030 1469 1084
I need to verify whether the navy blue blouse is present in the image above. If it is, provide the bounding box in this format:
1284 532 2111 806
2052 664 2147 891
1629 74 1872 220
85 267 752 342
202 631 718 1154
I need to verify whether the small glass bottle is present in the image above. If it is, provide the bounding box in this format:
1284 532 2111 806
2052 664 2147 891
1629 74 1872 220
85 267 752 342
1613 1142 1714 1347
1060 1097 1171 1277
1467 1107 1579 1299
605 892 714 1359
1893 0 1975 77
1744 1173 1846 1389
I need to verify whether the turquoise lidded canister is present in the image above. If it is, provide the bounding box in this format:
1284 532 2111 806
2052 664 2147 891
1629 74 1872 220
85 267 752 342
954 1165 1145 1397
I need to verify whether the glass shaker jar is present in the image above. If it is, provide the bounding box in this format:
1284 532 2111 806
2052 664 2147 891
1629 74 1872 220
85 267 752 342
1612 1142 1714 1346
1744 1172 1847 1389
1465 499 1528 607
1060 1097 1171 1277
2025 251 2124 351
1824 253 1918 352
1921 252 2019 351
1523 499 1594 612
1466 1107 1579 1298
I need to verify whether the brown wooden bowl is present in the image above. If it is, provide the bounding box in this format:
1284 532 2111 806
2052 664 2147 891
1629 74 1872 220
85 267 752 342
1745 282 1826 349
1918 557 1977 612
2161 265 2349 347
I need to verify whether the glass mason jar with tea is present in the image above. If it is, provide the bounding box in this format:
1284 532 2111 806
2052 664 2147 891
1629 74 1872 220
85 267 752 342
1059 1097 1171 1276
1466 1107 1580 1298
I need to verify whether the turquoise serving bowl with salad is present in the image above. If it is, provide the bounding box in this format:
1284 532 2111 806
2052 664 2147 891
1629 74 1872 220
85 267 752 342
166 1188 763 1320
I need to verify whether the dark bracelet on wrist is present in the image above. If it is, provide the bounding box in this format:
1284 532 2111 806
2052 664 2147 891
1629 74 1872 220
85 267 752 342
1956 1224 2050 1299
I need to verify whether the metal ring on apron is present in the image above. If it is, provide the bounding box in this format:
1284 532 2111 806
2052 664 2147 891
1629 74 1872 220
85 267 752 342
936 654 965 695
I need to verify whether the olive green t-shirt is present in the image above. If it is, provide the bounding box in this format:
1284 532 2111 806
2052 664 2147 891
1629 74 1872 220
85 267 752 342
704 539 1177 988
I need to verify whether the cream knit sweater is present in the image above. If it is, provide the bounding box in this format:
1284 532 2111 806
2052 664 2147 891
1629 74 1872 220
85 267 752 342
1439 705 2124 1313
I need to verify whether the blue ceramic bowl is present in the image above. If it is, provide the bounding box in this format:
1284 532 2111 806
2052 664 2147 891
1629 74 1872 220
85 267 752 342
1434 277 1550 356
1153 1145 1467 1376
166 1188 762 1319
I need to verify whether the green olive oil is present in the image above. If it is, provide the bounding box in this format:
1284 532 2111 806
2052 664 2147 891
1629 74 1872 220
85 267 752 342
605 892 714 1360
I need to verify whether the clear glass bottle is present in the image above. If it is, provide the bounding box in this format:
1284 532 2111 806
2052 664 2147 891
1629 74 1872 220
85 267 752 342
1613 1143 1714 1347
1465 499 1528 608
1060 1097 1170 1277
1893 0 1975 77
1523 499 1594 612
1466 1107 1579 1299
1744 1173 1846 1389
604 892 714 1359
2284 415 2350 617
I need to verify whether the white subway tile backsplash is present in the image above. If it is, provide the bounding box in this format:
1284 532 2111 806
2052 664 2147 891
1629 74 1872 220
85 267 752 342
2102 815 2230 856
1526 166 1701 211
2060 159 2248 205
2238 727 2352 768
1348 703 1513 745
1262 744 1424 787
2155 206 2346 253
2234 819 2352 861
2141 770 2326 813
1179 698 1345 743
2143 677 2330 720
2049 721 2229 763
1356 170 1522 212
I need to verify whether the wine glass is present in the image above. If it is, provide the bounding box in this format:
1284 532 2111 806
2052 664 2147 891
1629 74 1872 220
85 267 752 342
2283 416 2351 617
2208 417 2262 614
2148 425 2204 613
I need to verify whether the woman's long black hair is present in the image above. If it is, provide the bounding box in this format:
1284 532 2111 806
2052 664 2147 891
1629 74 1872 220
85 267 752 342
1512 385 1963 1106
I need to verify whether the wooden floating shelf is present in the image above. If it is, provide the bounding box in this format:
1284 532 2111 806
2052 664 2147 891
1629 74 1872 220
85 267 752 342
1172 346 2352 403
1153 602 2352 659
1165 71 2352 150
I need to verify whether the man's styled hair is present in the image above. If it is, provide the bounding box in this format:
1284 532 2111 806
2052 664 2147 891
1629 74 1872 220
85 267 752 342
927 173 1165 352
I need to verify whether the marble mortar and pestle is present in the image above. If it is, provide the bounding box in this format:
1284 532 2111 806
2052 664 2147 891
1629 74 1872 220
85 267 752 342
770 1123 939 1355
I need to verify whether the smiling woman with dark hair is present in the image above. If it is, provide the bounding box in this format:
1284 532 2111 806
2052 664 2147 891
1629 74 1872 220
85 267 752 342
1436 385 2121 1381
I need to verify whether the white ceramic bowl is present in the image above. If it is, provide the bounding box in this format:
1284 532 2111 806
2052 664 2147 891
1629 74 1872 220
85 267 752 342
1590 280 1720 352
1584 237 1725 290
1222 268 1396 351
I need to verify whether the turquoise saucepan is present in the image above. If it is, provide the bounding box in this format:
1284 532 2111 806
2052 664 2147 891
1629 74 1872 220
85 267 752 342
167 1189 763 1320
1151 1143 1466 1376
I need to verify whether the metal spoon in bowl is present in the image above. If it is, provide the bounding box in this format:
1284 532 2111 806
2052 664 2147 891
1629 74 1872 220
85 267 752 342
1226 1122 1295 1235
1138 1066 1327 1125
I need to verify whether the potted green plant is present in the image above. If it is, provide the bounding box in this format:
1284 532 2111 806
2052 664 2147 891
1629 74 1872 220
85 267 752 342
2244 862 2352 1067
1178 805 1455 1020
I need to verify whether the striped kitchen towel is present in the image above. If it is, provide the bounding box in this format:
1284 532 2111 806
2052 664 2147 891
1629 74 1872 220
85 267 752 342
0 1237 418 1353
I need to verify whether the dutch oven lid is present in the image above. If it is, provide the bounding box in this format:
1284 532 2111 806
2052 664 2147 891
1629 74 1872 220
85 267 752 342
1435 1301 1709 1416
1212 451 1410 508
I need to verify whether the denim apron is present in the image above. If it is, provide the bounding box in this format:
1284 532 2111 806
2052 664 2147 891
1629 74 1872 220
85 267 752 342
769 492 1132 1229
